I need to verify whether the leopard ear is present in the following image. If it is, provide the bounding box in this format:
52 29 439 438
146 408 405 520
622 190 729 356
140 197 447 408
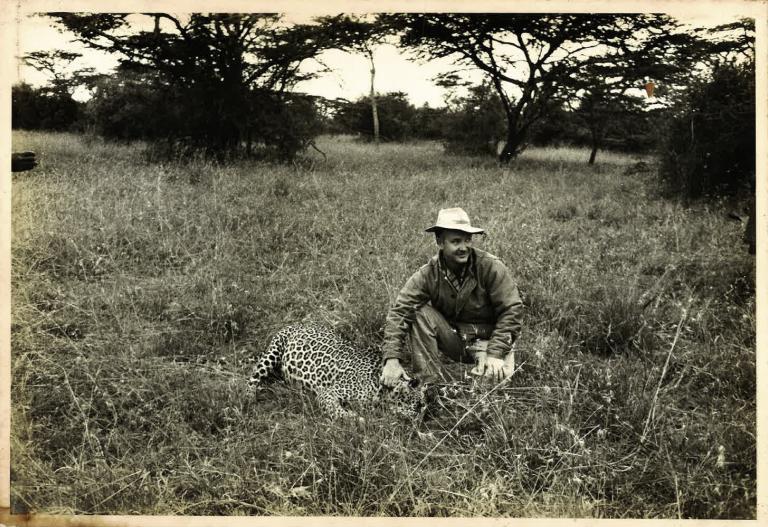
408 378 420 389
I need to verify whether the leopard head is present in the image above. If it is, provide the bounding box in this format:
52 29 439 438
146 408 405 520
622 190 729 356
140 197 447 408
382 378 433 419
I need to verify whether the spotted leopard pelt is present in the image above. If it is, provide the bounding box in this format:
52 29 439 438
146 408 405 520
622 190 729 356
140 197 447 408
248 324 425 419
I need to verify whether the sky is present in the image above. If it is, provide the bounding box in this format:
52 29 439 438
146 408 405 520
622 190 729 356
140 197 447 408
12 10 751 107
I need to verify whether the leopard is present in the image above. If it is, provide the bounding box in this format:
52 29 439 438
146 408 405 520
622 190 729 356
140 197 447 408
247 323 428 420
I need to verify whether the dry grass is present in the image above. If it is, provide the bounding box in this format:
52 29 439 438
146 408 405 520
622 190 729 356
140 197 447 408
10 131 755 517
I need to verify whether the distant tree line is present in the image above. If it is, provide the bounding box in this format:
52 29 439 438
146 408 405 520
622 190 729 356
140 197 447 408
326 82 665 157
12 77 663 157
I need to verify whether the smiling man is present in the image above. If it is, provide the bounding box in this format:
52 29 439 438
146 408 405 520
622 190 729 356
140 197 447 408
380 208 523 387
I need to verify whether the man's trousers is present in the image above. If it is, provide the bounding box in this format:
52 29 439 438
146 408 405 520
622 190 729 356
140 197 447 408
406 305 481 383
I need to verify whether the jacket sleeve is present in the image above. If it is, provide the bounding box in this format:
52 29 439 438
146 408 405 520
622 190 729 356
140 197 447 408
485 259 524 359
382 265 432 362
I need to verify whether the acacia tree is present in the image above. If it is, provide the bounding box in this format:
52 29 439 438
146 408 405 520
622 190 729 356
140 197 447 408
48 13 337 158
315 15 399 145
22 50 104 97
567 17 710 164
703 18 755 65
386 13 705 163
15 50 101 130
567 78 656 165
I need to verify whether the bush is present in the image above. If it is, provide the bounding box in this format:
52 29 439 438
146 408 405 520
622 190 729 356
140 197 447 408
84 71 166 141
412 104 449 140
249 92 324 161
12 83 83 131
84 71 321 161
442 83 506 156
658 62 755 200
333 91 421 142
528 102 662 155
528 104 579 147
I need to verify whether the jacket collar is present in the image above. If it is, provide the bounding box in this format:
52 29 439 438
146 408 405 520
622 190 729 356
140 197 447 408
438 248 476 286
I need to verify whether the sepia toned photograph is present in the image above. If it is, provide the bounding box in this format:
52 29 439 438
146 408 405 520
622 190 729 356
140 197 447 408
3 1 762 522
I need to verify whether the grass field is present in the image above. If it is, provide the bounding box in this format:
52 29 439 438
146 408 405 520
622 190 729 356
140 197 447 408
10 131 756 517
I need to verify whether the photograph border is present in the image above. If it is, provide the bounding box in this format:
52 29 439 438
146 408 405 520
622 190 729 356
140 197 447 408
2 1 766 525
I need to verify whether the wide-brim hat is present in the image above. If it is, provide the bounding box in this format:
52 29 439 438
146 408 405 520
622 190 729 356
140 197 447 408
425 207 485 234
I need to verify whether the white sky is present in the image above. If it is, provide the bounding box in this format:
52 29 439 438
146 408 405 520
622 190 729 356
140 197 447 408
12 11 751 106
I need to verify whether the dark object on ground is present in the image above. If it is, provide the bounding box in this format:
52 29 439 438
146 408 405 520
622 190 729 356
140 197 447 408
12 151 37 172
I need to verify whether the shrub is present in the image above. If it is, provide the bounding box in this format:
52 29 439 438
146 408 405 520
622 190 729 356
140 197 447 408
333 91 420 142
442 83 506 156
84 72 166 141
251 92 324 161
12 83 83 131
658 62 755 200
85 71 322 161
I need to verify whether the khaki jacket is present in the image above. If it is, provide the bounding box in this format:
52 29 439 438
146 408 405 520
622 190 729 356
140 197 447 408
382 248 523 361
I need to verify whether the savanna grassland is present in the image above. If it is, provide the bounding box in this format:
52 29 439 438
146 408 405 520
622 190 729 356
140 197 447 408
10 131 755 518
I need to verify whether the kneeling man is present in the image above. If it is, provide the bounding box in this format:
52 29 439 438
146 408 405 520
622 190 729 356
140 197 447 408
380 208 523 386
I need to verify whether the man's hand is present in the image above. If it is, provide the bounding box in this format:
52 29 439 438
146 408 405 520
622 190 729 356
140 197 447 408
380 358 410 388
471 352 514 382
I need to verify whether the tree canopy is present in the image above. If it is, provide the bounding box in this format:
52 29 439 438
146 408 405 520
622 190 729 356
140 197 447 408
47 13 339 158
22 50 104 97
385 13 706 163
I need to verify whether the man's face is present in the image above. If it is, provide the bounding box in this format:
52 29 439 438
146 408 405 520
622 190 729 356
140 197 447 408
438 230 473 268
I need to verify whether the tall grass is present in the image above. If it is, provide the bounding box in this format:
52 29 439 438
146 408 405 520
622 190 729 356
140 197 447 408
10 131 755 517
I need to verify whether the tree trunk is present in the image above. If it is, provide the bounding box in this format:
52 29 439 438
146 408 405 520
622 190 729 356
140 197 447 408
588 118 604 165
368 50 380 145
588 142 598 165
499 127 521 164
587 103 602 165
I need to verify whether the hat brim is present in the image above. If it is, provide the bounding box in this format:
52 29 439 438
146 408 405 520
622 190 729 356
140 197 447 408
425 224 484 234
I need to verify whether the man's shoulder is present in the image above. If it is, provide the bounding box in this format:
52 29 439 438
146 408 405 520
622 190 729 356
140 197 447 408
473 249 512 278
473 248 505 265
408 255 439 279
